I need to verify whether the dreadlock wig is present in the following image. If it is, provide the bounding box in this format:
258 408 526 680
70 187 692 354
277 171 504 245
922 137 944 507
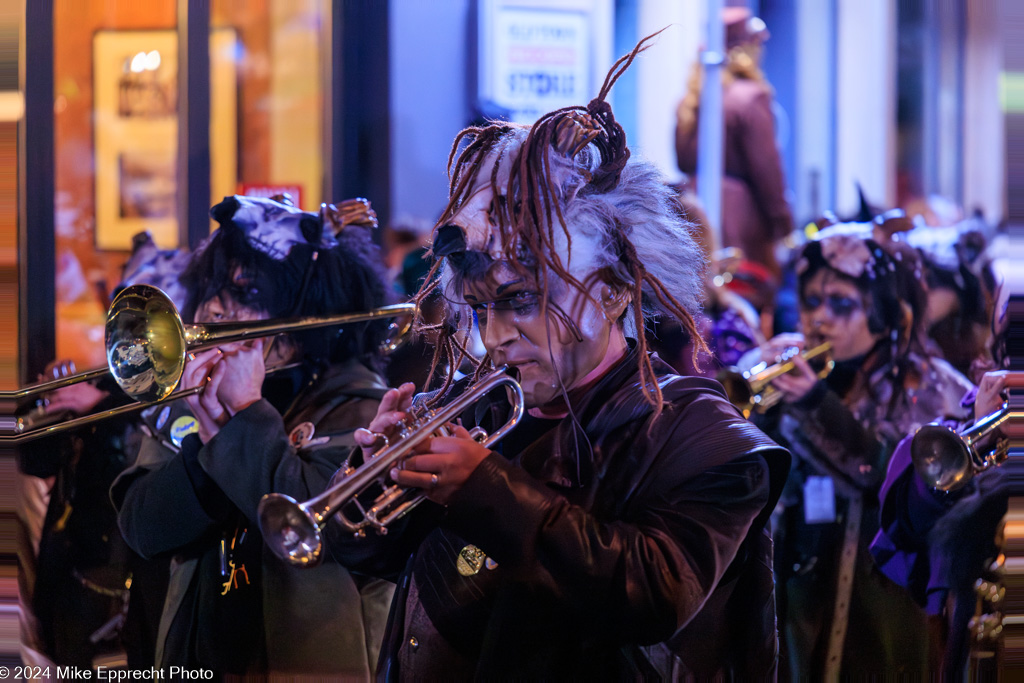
416 31 708 412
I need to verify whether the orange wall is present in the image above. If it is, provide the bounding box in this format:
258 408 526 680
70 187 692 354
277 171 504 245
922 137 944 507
51 0 274 368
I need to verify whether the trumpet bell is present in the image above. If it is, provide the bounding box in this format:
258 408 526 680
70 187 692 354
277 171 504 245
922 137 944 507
716 371 755 415
910 404 1022 493
911 423 974 492
258 493 324 566
106 285 187 403
718 341 833 418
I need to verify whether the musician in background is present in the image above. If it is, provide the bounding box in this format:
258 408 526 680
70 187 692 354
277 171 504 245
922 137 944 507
16 234 190 670
112 195 396 678
17 363 142 670
647 194 766 378
326 36 790 680
871 295 1009 677
747 227 973 679
904 217 999 382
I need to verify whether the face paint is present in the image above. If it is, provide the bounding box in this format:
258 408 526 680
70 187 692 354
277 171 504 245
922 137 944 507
449 182 625 410
800 269 882 362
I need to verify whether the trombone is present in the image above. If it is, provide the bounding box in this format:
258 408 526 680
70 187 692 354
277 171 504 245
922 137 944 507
911 404 1024 492
717 341 834 418
258 367 524 566
3 284 416 442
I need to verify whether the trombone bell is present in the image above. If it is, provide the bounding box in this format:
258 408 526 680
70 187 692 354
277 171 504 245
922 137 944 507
107 284 188 403
3 284 417 442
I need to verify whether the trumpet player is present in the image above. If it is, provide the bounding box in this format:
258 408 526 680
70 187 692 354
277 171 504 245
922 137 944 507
871 301 1010 677
325 35 791 681
111 195 396 678
746 228 973 679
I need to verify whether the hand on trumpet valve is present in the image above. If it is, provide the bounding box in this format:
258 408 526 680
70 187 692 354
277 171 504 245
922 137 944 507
354 382 417 458
759 333 806 365
975 370 1009 428
389 423 491 505
769 353 819 403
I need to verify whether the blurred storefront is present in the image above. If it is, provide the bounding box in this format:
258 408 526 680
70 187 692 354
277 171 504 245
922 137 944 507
13 0 388 386
49 0 326 374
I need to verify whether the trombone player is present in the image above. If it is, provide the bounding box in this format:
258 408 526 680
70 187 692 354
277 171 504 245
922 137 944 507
322 36 790 680
111 195 397 678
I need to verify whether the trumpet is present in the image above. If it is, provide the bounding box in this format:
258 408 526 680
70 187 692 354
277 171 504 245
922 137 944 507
717 341 834 418
257 367 525 567
911 404 1024 492
3 284 416 442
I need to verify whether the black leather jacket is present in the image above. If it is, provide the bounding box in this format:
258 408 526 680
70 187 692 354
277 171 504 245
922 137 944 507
330 347 790 680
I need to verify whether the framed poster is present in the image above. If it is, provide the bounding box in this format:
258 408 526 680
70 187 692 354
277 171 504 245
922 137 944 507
93 29 237 250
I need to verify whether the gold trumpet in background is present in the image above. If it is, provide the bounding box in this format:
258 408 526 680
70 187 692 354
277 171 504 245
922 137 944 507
717 341 834 418
257 367 525 567
3 284 416 442
911 404 1024 492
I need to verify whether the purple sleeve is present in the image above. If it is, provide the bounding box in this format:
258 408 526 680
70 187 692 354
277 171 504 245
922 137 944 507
870 427 960 613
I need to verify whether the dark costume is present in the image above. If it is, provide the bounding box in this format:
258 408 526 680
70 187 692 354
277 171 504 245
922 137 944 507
329 346 790 680
112 359 393 677
676 77 794 276
756 350 972 678
871 386 1009 677
17 380 163 669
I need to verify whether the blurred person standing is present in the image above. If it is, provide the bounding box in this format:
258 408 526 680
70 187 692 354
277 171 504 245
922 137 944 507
675 7 794 278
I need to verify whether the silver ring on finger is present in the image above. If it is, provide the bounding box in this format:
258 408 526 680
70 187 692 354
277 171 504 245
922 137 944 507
430 473 439 488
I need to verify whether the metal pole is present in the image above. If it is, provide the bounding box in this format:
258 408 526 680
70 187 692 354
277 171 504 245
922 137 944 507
330 0 390 235
178 0 211 250
21 0 56 383
697 0 724 250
